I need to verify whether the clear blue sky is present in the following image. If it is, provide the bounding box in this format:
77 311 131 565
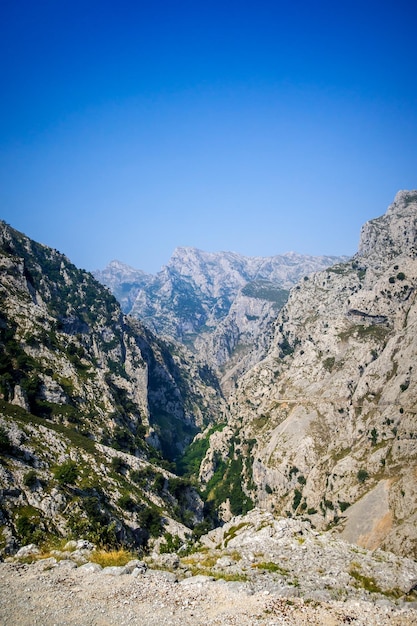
1 0 416 273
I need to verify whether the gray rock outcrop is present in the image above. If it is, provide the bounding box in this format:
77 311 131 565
201 190 417 558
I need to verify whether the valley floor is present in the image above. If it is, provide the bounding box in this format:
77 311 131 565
1 560 417 626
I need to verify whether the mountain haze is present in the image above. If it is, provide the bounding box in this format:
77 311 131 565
95 249 347 390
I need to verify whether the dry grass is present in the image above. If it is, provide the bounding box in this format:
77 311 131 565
182 548 242 570
89 548 137 567
182 552 218 568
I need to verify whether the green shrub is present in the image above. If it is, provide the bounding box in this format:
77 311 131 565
370 428 378 445
279 337 294 356
168 476 192 500
292 489 303 510
130 466 157 486
205 455 253 517
53 460 78 485
137 506 162 537
15 506 45 545
111 456 127 474
23 470 38 489
357 469 369 483
67 495 118 548
0 426 12 453
118 494 136 512
349 568 383 593
254 561 289 575
176 433 211 476
159 532 182 553
110 426 135 452
130 469 145 485
323 357 335 372
152 473 165 494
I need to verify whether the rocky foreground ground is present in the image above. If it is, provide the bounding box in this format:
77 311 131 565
1 510 417 625
1 558 417 626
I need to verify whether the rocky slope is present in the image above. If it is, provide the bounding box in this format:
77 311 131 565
0 221 224 554
95 250 345 388
2 562 416 626
197 190 417 558
2 509 417 625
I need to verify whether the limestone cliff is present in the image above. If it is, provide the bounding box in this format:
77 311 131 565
0 221 223 554
200 191 417 558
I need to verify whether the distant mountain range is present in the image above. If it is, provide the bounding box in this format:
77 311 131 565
94 249 347 390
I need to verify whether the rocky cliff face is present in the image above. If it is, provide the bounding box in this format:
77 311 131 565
0 221 224 554
0 222 224 457
95 249 346 388
199 191 417 558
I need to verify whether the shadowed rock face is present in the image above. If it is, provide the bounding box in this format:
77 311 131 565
0 221 224 456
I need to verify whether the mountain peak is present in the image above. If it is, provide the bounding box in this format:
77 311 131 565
107 259 137 270
391 188 417 210
358 189 417 262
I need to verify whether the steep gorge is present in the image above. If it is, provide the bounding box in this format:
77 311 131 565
1 190 417 562
95 249 345 390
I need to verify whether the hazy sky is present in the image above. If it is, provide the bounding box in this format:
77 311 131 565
1 0 416 273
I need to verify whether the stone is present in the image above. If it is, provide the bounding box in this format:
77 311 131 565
69 550 89 564
153 553 180 570
180 575 215 586
15 544 40 558
124 560 147 574
215 556 234 568
101 566 128 576
78 562 102 573
74 540 95 551
56 559 78 569
38 557 57 570
131 567 146 578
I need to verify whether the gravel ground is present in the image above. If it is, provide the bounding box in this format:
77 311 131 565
1 560 417 626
